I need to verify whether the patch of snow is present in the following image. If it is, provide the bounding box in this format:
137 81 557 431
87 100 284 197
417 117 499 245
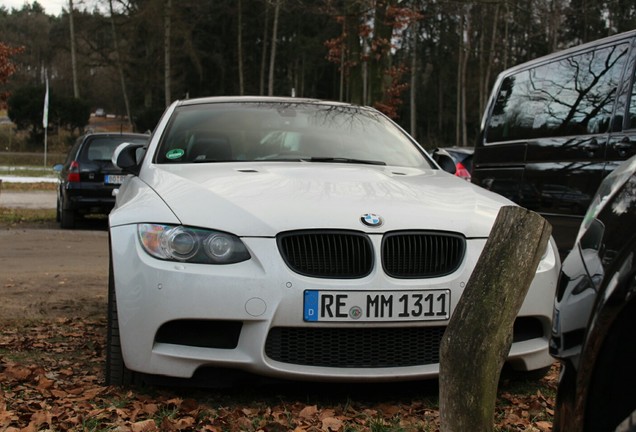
0 176 58 183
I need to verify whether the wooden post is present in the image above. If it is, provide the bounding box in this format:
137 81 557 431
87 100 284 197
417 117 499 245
439 206 552 432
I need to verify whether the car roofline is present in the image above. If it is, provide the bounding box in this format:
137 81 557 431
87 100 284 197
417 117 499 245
175 96 368 110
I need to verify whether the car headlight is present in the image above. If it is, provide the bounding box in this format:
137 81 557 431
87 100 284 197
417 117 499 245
137 224 250 264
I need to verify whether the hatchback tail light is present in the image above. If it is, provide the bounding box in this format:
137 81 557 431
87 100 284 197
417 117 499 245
455 162 471 180
67 161 80 182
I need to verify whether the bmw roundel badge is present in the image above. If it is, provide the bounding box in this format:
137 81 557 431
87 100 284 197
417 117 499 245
361 213 383 227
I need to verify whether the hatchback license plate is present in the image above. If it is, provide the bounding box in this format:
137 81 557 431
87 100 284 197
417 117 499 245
104 175 126 185
303 289 450 322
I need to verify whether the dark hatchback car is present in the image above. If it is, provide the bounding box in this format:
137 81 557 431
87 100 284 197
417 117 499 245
56 132 148 229
550 155 636 431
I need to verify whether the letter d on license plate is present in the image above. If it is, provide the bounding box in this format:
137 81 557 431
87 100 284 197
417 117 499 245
303 289 450 322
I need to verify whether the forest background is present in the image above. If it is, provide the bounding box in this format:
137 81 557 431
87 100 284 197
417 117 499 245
1 0 636 152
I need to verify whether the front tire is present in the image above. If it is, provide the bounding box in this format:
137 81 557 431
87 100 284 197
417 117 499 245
105 245 138 386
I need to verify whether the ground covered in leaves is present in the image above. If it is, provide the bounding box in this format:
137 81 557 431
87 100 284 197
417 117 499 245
0 318 557 432
0 223 558 431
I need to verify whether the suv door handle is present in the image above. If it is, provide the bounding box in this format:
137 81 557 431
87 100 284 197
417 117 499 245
582 139 601 155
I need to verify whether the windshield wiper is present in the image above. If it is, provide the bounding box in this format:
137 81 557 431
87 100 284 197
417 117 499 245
301 157 386 166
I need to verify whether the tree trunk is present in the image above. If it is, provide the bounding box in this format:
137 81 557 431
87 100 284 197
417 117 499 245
339 18 345 102
345 3 363 104
69 0 80 99
109 0 132 129
259 1 269 96
237 0 244 95
548 0 560 51
478 6 485 116
267 0 281 96
460 7 471 147
362 36 369 106
368 1 393 106
164 0 172 107
503 1 510 69
438 73 443 135
439 206 552 432
482 3 500 112
409 22 417 139
455 11 463 146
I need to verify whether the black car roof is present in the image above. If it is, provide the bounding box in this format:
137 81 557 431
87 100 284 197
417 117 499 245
498 29 636 77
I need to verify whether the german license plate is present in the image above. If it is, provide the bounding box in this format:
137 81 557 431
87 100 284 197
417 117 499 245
303 289 450 322
104 174 126 184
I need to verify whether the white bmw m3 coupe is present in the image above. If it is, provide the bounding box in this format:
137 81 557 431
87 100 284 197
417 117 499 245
106 96 559 386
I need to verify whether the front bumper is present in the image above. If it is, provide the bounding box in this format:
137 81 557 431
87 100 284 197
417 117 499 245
110 224 559 382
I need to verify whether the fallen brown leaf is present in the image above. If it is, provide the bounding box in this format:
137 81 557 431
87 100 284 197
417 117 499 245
321 416 343 431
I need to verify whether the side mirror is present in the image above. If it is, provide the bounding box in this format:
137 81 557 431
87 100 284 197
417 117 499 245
113 142 146 176
432 149 456 175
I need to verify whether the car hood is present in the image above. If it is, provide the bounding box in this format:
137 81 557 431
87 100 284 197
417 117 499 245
139 162 511 237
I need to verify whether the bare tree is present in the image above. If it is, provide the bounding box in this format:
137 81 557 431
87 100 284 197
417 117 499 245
463 8 472 147
259 1 269 96
409 22 418 139
108 0 132 128
455 9 463 146
267 0 281 96
481 3 499 112
238 0 244 95
69 0 80 98
164 0 172 107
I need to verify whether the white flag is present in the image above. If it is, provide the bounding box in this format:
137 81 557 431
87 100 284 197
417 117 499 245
42 76 49 129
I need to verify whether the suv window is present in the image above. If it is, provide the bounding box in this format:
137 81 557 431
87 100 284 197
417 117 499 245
486 43 630 143
629 65 636 130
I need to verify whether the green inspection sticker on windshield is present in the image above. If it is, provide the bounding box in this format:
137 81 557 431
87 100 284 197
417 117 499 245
166 148 185 159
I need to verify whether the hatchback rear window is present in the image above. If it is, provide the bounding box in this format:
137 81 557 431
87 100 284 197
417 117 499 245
83 137 147 162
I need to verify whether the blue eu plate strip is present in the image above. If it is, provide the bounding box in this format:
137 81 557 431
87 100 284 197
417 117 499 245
304 290 319 322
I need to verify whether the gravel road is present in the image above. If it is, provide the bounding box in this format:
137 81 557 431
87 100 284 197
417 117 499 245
0 227 108 321
0 186 107 321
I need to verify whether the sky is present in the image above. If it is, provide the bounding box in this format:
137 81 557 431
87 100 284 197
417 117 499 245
3 0 69 16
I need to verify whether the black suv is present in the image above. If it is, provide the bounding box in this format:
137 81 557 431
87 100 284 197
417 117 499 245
56 132 148 229
473 29 636 257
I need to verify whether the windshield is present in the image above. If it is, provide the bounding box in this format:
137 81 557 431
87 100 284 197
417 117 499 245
154 102 431 168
